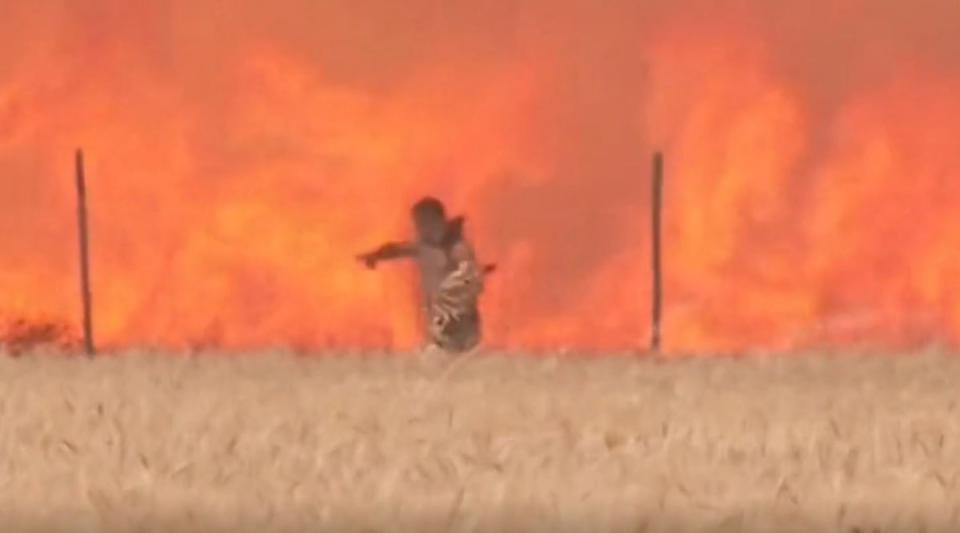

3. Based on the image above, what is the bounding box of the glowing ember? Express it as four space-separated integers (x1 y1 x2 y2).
0 1 957 352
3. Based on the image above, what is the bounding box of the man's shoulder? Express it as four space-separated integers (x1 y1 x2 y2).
416 238 473 256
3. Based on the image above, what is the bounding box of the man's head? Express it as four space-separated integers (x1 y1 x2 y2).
411 196 447 244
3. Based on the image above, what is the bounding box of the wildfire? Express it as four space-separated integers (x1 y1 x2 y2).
0 1 957 353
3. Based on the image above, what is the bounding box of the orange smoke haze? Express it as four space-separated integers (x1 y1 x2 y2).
1 1 958 352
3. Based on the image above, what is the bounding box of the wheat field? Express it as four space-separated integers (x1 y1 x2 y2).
0 348 958 533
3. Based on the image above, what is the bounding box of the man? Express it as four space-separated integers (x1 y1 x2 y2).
356 197 494 353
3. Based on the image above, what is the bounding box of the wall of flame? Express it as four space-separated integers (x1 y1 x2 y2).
1 1 958 352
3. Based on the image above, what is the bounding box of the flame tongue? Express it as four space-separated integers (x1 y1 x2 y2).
0 1 958 352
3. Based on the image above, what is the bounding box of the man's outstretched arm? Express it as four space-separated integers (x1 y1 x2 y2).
356 241 417 269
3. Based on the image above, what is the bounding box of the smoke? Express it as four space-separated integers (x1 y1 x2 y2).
1 0 958 351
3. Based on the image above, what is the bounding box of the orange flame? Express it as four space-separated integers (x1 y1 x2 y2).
1 1 958 352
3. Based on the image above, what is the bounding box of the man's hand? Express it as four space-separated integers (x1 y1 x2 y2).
355 241 416 270
356 252 378 269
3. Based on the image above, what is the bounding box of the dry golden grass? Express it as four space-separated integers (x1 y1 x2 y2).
0 348 958 532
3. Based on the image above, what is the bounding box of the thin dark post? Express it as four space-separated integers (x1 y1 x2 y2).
651 152 663 352
75 149 95 356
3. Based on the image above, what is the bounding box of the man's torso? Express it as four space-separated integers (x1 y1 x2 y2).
415 243 453 307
